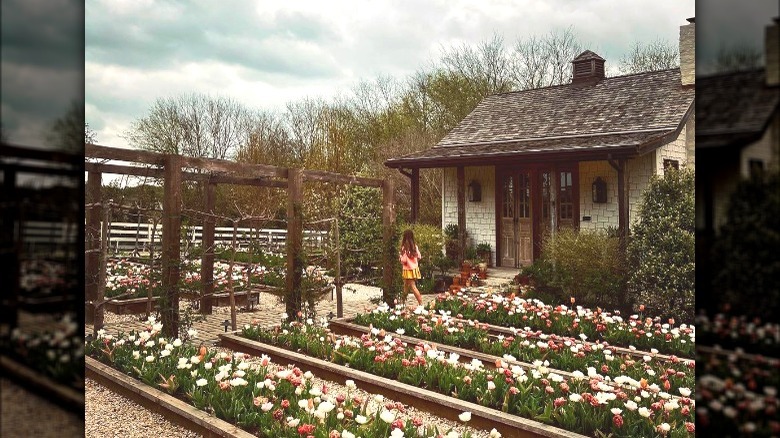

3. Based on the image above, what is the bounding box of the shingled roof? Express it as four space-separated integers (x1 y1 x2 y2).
697 68 780 149
386 68 694 168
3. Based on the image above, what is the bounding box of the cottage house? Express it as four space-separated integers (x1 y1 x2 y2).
696 17 780 238
385 19 696 268
695 17 779 301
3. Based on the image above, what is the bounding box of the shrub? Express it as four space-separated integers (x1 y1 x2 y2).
337 185 383 279
627 167 695 322
711 171 780 321
540 228 626 312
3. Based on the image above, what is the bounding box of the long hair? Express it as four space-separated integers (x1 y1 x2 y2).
400 229 416 256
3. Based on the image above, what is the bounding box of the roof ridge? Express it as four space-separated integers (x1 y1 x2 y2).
486 67 681 99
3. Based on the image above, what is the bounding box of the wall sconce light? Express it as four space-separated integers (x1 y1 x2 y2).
592 177 607 203
468 180 482 202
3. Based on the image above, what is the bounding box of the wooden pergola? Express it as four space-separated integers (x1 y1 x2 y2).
85 144 396 337
1 143 83 328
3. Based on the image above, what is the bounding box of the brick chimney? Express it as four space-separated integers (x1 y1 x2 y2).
679 17 695 86
571 50 605 84
766 17 779 87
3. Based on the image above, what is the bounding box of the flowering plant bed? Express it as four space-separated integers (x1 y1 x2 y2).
695 347 779 437
2 313 84 391
86 318 480 438
241 319 695 437
431 292 695 357
105 258 256 300
349 305 695 394
695 312 779 357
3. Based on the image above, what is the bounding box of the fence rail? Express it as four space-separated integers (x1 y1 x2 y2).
89 222 328 254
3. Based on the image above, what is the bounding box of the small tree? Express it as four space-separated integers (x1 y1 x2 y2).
627 167 695 322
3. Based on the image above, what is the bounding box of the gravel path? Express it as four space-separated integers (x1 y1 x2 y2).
1 378 84 438
85 378 199 438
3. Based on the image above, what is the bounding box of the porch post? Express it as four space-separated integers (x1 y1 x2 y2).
610 159 629 252
410 168 420 223
457 166 466 261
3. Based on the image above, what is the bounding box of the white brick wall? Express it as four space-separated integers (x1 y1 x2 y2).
578 160 619 231
740 124 776 178
442 166 497 262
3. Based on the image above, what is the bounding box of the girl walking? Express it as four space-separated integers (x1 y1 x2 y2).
399 229 423 306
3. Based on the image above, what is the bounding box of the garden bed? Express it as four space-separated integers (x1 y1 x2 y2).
219 333 585 438
86 356 255 437
328 318 691 398
87 319 497 438
239 320 695 437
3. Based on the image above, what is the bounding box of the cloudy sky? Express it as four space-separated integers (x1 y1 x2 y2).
1 0 83 149
2 1 777 151
84 0 697 151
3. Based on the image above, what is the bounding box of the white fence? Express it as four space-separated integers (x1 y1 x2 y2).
96 222 328 254
19 220 79 257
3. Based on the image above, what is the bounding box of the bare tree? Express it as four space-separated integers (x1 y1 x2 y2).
511 27 584 89
714 43 762 73
123 93 253 159
440 34 515 97
46 100 88 153
618 39 679 74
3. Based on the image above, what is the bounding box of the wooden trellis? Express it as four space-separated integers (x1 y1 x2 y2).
85 143 395 338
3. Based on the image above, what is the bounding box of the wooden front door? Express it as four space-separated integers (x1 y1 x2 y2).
498 165 579 267
499 170 532 268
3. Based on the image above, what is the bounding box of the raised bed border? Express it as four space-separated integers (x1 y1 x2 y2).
0 355 84 415
219 333 587 438
86 356 254 438
697 344 780 363
103 290 262 315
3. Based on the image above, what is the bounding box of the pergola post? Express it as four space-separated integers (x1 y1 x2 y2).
200 180 216 315
85 170 102 325
286 168 303 319
410 168 420 223
1 168 19 327
382 177 396 305
456 166 466 261
161 154 182 338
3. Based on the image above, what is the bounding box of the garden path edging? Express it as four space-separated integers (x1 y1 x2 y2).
0 355 84 415
219 333 588 438
85 356 255 438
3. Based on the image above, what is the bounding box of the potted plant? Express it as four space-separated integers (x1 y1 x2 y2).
475 242 492 267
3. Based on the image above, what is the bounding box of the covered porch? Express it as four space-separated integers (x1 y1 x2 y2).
390 148 637 267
